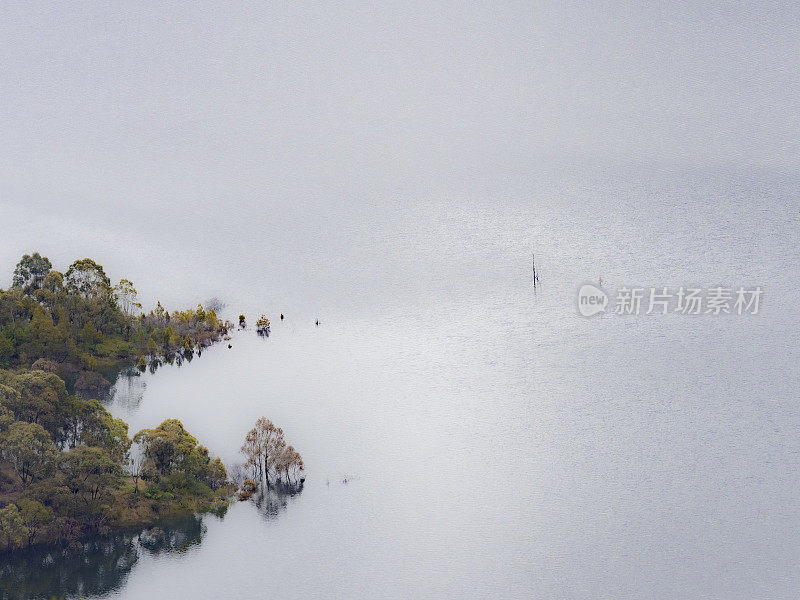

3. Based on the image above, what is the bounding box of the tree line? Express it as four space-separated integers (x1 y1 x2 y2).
0 368 228 550
0 253 232 551
0 252 230 373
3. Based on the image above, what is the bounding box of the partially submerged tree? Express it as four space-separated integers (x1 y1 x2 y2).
17 498 52 546
0 504 28 550
240 417 303 488
205 297 226 313
255 315 270 336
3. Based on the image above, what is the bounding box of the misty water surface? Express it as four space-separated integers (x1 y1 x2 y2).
2 168 799 599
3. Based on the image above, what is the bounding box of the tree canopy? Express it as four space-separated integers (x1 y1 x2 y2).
0 252 229 370
0 254 232 551
240 417 304 488
12 253 52 294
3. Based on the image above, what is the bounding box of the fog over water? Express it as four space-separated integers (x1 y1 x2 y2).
1 2 799 599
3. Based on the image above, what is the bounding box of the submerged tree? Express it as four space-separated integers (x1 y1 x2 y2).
255 315 270 336
240 417 303 488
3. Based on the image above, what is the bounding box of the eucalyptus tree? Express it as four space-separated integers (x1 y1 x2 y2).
65 258 112 300
60 445 122 503
12 252 52 294
113 278 142 316
1 421 58 485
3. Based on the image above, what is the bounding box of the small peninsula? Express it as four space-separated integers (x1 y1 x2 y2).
0 253 233 551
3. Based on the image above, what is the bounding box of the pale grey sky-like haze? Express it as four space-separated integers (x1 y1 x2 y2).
0 1 798 309
2 2 798 207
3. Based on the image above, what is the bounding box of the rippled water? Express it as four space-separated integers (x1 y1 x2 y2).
3 168 799 599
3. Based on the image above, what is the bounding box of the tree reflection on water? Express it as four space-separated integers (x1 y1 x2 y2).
252 481 304 521
0 512 212 600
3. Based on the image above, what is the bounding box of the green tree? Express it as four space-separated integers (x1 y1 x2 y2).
28 306 59 358
1 421 57 484
0 384 19 432
0 504 28 550
0 332 13 366
79 321 103 346
113 279 142 316
41 269 64 293
205 457 227 489
61 445 122 503
64 258 111 300
134 419 200 476
12 252 52 294
78 399 132 462
0 396 14 433
134 419 224 487
0 370 68 439
17 498 52 546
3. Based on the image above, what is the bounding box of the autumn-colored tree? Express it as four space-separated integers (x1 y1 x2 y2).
241 417 283 484
241 417 304 487
275 445 305 485
256 315 270 335
241 425 265 482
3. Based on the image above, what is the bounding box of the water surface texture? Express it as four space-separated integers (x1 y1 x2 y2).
3 169 798 599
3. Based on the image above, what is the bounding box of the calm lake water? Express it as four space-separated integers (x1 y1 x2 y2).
2 167 799 599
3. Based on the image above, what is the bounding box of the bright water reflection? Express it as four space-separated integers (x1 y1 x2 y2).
2 169 799 599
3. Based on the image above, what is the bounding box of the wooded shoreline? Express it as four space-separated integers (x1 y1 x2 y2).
0 253 234 551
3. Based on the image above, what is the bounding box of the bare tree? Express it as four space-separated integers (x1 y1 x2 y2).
129 453 145 493
205 297 226 313
240 417 303 488
241 426 265 482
